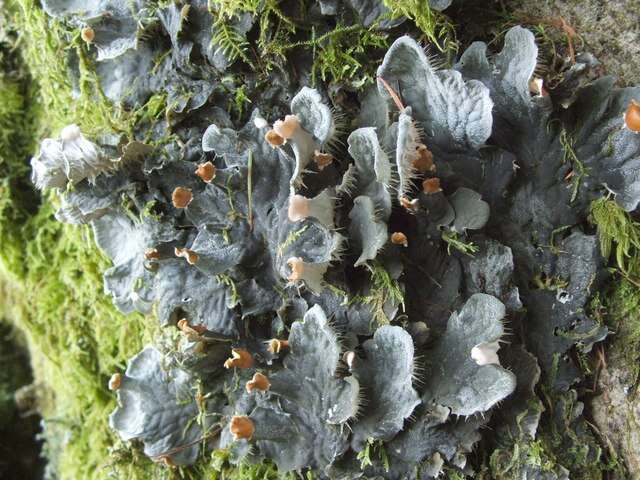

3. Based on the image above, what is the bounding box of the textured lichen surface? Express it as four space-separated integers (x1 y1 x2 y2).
1 0 640 479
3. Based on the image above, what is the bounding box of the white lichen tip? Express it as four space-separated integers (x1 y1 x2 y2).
400 196 420 212
253 115 268 129
342 351 356 370
470 341 501 366
31 125 109 190
60 124 82 142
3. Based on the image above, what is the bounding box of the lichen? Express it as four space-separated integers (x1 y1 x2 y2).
3 0 640 479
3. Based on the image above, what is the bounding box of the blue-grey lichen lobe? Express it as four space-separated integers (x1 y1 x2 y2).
29 0 640 477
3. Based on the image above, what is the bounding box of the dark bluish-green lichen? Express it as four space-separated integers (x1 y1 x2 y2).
26 0 640 478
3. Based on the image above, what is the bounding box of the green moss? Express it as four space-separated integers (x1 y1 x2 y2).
560 129 589 203
589 197 640 282
365 260 405 326
282 23 391 87
443 467 466 480
487 439 568 479
212 15 252 64
589 196 640 384
601 278 640 391
382 0 458 57
209 450 283 480
10 0 128 136
0 3 165 479
210 1 395 87
0 15 41 277
276 225 310 257
441 230 479 256
357 438 390 471
1 208 166 478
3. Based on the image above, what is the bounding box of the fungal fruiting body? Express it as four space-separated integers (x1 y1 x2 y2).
108 373 122 391
195 161 216 183
314 150 334 170
265 129 285 148
400 196 419 211
175 247 199 265
287 195 310 222
266 338 289 354
273 114 301 139
287 257 305 282
230 415 255 441
287 190 335 227
528 77 545 97
144 248 160 260
245 373 271 393
624 99 640 133
286 257 328 294
177 318 206 336
423 177 442 194
171 187 193 208
413 144 435 173
391 232 408 247
224 348 254 369
81 26 95 43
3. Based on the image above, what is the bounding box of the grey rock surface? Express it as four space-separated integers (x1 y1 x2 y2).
506 0 640 86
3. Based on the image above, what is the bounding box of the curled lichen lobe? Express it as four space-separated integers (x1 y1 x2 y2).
286 257 305 282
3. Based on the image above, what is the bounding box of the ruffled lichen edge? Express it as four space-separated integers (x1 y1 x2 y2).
1 1 639 480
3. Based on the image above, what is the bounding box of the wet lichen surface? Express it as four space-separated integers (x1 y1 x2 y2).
1 0 639 479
